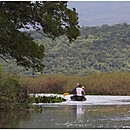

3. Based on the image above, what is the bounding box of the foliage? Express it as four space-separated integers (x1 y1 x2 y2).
43 23 130 74
0 1 80 73
33 23 130 75
2 23 130 75
0 71 28 111
28 95 66 104
0 70 67 111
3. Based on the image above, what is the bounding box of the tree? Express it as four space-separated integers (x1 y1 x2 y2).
0 1 80 73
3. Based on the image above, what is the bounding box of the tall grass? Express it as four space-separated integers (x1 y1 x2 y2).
21 75 68 93
21 72 130 96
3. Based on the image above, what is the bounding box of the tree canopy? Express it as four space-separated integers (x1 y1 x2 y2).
0 1 80 73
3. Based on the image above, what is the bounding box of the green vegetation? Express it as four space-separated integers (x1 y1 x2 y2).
21 73 130 96
1 69 130 112
32 23 130 75
0 1 80 73
28 95 66 104
0 70 66 111
1 23 130 76
2 2 130 113
0 70 28 111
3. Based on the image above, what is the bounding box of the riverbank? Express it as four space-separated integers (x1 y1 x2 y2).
21 72 130 96
0 94 66 112
1 71 130 111
0 71 66 112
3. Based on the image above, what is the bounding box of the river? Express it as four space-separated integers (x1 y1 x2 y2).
0 94 130 129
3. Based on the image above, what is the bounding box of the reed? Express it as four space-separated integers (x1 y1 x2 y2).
21 72 130 96
21 75 69 93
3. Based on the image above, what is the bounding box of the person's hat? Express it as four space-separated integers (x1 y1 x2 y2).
82 86 85 89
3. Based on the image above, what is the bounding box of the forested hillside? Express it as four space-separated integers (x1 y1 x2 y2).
1 23 130 76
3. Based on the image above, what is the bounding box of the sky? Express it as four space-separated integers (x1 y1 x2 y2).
20 1 130 31
67 1 130 27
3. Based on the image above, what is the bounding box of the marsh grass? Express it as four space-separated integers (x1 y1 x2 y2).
21 75 68 93
21 72 130 96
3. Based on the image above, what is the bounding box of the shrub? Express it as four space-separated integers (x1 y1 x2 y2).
0 71 28 111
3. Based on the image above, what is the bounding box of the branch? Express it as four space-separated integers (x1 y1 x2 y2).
0 55 9 63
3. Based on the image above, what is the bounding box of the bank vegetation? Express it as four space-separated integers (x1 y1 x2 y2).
1 70 130 111
21 72 130 96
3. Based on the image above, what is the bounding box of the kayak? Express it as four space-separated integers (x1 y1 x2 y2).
70 95 86 101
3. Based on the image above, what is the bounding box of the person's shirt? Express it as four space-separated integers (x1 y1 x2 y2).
76 87 84 96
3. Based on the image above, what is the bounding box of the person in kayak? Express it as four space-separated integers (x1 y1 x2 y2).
73 84 86 99
76 84 86 98
82 86 85 94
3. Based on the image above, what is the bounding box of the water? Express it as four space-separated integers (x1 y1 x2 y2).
0 94 130 129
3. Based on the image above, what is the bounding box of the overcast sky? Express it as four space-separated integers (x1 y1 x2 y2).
68 1 130 27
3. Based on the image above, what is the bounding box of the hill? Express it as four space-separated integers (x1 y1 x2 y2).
68 1 130 27
1 23 130 76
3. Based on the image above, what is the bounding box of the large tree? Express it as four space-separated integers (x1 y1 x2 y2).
0 1 80 73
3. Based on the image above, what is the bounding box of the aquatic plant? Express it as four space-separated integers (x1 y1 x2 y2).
27 95 66 104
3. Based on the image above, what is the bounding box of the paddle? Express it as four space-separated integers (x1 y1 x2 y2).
63 93 69 96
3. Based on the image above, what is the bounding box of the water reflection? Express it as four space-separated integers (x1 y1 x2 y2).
1 105 130 129
75 104 84 121
0 110 31 128
1 94 130 129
